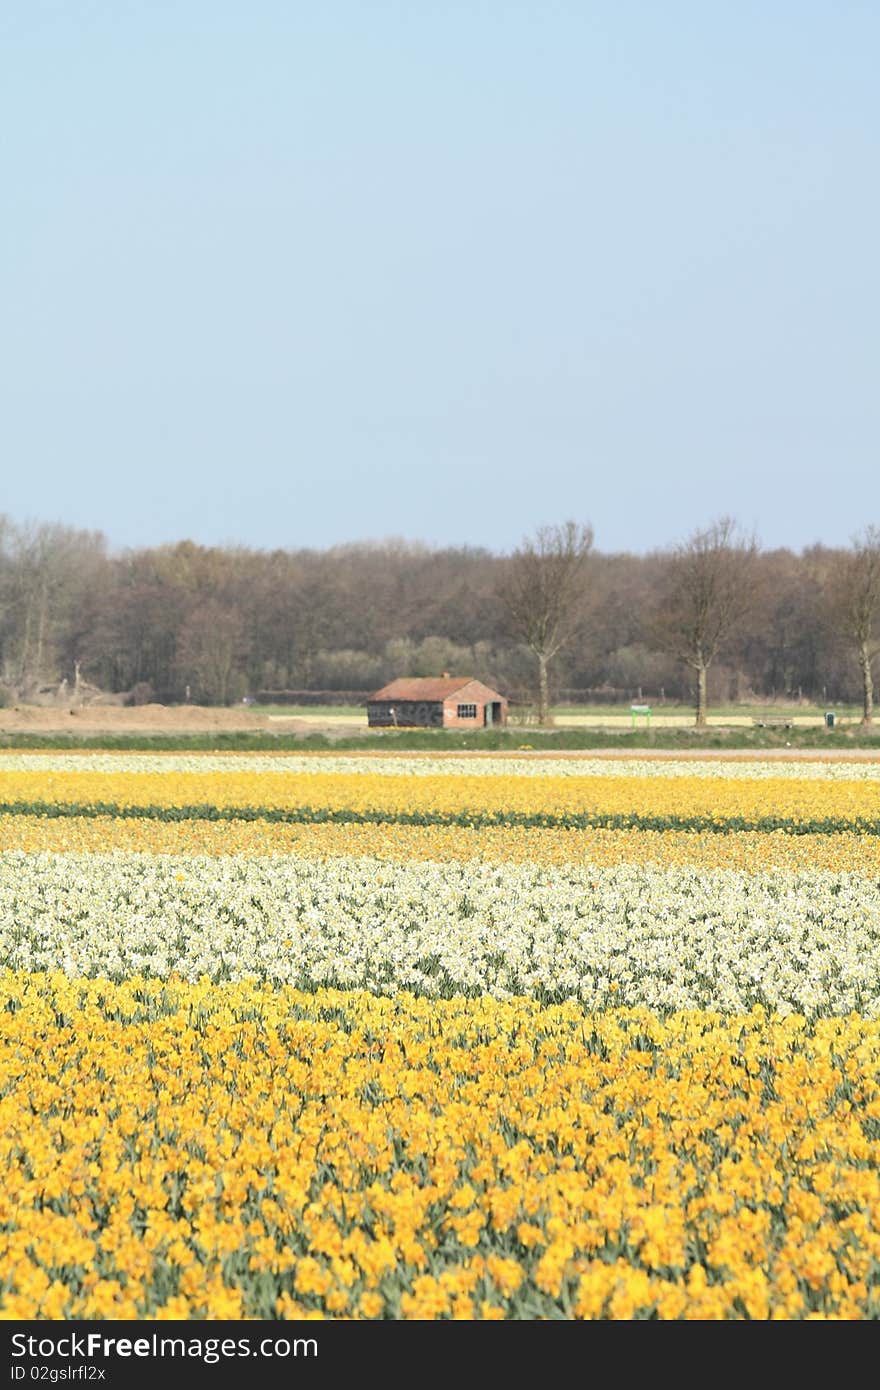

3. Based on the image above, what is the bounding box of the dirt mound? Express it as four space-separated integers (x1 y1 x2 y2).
0 702 274 734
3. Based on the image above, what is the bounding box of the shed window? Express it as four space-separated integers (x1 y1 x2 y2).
457 703 478 719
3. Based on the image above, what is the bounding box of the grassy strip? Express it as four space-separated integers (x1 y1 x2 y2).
3 798 879 835
1 726 879 752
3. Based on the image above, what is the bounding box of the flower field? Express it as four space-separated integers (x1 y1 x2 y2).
2 751 880 1319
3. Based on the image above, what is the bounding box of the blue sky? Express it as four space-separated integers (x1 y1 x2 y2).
2 1 877 555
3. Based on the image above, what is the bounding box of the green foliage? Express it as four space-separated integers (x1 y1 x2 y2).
0 724 878 752
1 798 877 837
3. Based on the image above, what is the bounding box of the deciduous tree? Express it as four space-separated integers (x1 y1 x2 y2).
655 517 758 727
176 600 247 706
499 521 594 725
829 525 880 726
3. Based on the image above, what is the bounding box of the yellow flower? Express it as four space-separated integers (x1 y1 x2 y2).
358 1292 385 1319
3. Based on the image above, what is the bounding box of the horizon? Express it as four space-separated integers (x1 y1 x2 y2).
0 508 868 561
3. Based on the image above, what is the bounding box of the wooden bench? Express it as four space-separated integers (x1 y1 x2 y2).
752 716 794 729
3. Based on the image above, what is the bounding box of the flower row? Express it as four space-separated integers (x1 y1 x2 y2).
3 752 878 781
3 850 880 1015
3 777 880 837
2 813 879 874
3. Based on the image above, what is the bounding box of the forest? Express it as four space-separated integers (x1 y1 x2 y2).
0 514 875 712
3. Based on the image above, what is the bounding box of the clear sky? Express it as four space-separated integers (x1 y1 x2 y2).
2 1 877 556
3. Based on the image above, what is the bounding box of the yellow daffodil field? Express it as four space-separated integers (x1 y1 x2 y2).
3 750 880 1320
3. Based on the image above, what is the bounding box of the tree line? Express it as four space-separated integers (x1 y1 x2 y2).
0 514 877 725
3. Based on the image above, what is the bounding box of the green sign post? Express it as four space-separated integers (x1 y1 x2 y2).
630 704 651 729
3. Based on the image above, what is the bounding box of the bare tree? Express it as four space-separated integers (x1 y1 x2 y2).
6 509 876 711
499 521 594 725
829 525 880 725
655 517 758 727
4 522 107 693
176 600 247 705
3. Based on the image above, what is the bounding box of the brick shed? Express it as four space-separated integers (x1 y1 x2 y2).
367 676 508 729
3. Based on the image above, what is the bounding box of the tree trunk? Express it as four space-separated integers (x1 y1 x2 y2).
34 580 48 682
695 663 708 727
537 653 550 726
860 641 874 726
17 607 31 686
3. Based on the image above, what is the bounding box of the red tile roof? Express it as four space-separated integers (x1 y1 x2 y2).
370 677 490 702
